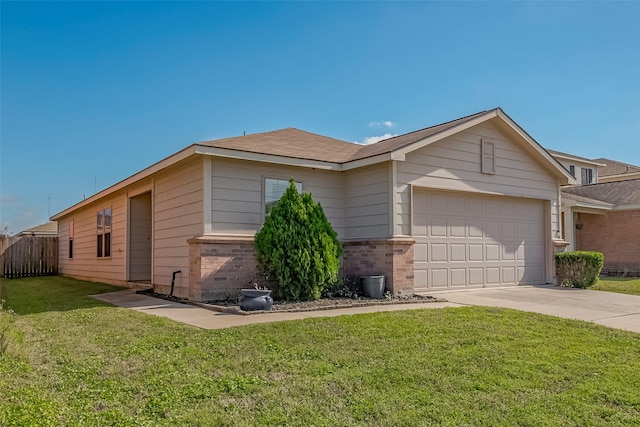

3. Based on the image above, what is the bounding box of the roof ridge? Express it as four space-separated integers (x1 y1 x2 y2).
367 108 492 145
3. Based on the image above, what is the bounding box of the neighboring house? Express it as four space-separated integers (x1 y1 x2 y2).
561 180 640 276
593 158 640 183
547 150 605 250
51 108 573 300
14 222 58 237
547 149 604 186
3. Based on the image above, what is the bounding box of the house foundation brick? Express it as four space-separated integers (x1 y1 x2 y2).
188 235 258 301
342 238 415 296
188 235 418 301
575 210 640 276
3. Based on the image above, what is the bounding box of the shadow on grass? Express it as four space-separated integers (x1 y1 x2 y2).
0 276 125 315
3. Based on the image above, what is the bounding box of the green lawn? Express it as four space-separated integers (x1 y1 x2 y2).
592 277 640 296
1 277 640 426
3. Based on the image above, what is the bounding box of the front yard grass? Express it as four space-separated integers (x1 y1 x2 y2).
1 276 640 426
592 277 640 296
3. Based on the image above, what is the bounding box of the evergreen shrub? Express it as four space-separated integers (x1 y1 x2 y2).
255 179 342 301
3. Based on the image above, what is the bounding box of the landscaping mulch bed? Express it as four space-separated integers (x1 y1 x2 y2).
136 288 446 316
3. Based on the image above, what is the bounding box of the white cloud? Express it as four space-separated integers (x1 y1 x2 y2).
359 133 398 145
368 120 396 128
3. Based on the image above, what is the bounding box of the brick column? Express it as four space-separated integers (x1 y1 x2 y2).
342 237 415 296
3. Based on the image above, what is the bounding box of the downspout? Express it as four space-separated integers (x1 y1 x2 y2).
170 270 182 297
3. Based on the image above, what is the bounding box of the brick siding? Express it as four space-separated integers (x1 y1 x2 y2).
342 238 415 295
575 210 640 276
188 236 258 301
188 236 418 301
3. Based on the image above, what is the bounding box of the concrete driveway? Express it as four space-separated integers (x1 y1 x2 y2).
426 285 640 333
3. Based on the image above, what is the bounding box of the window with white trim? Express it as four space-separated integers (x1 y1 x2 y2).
569 165 576 178
97 207 112 257
265 178 302 217
481 139 495 174
581 168 594 185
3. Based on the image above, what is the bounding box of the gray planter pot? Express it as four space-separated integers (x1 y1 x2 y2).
239 289 273 311
361 275 386 299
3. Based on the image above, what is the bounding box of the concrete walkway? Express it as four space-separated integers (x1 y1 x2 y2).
92 290 460 330
427 285 640 333
92 286 640 333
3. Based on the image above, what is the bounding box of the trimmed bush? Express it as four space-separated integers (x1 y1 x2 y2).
555 251 604 288
255 179 342 301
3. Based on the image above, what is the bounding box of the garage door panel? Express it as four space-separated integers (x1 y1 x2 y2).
413 190 545 289
450 219 466 237
469 268 484 285
430 243 447 262
469 220 483 237
486 244 500 261
450 244 466 261
451 269 466 286
468 244 483 261
486 267 501 284
430 218 447 236
502 267 516 283
431 269 448 287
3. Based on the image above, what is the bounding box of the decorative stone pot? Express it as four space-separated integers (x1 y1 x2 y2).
239 289 273 311
361 275 386 299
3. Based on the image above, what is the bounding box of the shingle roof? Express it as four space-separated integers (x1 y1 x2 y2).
196 110 492 164
561 179 640 206
197 128 362 164
592 158 640 177
17 221 58 236
349 110 490 161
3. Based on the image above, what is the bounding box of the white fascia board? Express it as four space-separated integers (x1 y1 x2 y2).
51 145 198 220
551 153 606 167
563 197 613 210
613 204 640 211
194 146 339 170
495 110 576 185
340 153 395 171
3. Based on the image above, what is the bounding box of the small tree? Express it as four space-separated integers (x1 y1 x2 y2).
255 179 342 301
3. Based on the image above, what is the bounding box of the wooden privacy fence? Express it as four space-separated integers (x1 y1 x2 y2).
0 236 58 278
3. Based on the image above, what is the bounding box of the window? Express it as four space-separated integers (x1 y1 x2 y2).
265 178 302 217
569 165 576 178
97 207 112 257
481 139 495 174
69 220 74 259
581 168 594 185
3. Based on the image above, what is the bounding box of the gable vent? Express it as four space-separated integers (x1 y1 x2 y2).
481 139 495 174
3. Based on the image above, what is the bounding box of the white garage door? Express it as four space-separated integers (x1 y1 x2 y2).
413 190 545 291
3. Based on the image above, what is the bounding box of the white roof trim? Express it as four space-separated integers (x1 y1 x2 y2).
51 145 198 220
613 204 640 211
563 197 613 211
550 153 606 167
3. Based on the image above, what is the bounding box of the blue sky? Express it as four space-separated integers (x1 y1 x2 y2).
1 1 639 234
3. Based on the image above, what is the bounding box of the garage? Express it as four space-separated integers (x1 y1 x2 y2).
413 190 546 291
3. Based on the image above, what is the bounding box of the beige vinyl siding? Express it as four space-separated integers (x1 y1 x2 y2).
153 157 204 296
396 122 559 237
344 163 390 239
209 157 345 238
58 193 126 283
